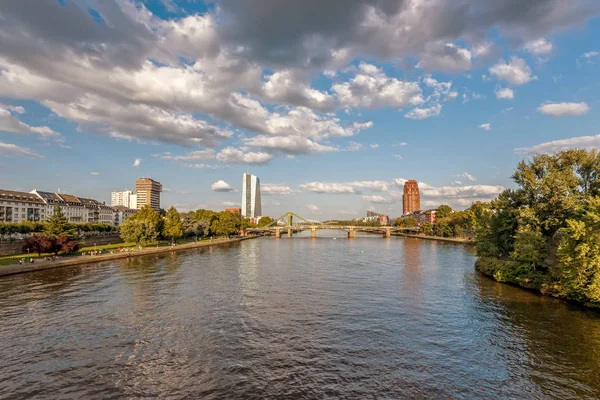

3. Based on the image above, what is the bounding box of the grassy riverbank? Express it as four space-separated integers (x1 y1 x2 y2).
392 232 474 244
0 236 252 277
475 257 600 309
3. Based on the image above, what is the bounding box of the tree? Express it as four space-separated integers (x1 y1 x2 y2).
119 219 158 245
420 221 433 235
22 235 53 256
555 197 600 303
182 213 204 238
395 217 418 227
44 204 74 238
257 216 275 228
212 211 241 238
163 206 183 243
437 204 453 219
435 220 453 237
55 236 80 255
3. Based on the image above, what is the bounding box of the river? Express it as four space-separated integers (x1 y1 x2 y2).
1 234 599 399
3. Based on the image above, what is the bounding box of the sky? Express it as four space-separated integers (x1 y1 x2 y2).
0 0 599 219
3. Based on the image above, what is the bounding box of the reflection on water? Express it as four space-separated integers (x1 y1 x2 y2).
0 237 599 399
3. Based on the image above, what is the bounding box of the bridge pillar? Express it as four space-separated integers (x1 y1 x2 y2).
348 228 355 239
311 228 317 238
383 227 391 238
287 228 293 237
275 228 281 239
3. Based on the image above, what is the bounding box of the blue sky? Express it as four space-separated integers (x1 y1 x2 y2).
0 0 599 218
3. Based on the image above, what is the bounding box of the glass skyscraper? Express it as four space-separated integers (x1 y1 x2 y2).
241 173 262 218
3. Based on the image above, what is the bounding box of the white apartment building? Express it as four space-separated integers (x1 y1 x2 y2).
111 205 138 226
111 190 137 209
0 190 46 223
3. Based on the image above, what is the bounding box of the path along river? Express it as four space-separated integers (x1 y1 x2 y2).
1 232 599 399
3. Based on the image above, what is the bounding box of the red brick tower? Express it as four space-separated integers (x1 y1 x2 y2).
402 180 420 215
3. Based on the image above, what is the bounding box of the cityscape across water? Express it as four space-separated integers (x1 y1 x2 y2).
1 236 599 399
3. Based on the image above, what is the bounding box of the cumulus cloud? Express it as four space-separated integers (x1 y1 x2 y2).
362 195 393 204
300 182 357 194
211 180 236 192
216 147 274 165
405 103 442 120
261 184 298 196
133 158 142 167
515 134 600 154
157 150 216 161
479 123 491 131
455 172 476 182
307 204 321 214
523 38 553 55
90 172 100 176
495 87 514 100
417 43 472 73
369 144 379 149
243 136 338 155
537 102 590 117
489 57 534 85
0 141 43 159
0 105 59 138
332 63 423 109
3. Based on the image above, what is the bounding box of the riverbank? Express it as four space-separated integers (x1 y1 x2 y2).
0 237 252 277
475 257 600 309
392 232 474 244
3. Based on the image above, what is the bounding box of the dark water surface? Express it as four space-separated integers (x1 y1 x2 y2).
1 235 600 399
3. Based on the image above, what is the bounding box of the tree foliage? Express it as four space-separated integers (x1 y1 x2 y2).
163 206 183 242
475 149 600 306
437 204 453 219
395 217 418 227
44 204 75 238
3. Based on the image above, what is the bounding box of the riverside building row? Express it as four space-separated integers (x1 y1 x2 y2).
0 189 137 226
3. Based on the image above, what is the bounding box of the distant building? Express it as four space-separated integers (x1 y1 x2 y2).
111 205 138 226
225 207 242 215
364 210 389 225
136 178 162 211
403 180 420 215
111 190 137 209
241 173 262 218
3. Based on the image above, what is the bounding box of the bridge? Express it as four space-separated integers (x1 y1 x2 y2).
247 212 419 238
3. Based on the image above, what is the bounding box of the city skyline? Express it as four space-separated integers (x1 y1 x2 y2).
0 1 599 218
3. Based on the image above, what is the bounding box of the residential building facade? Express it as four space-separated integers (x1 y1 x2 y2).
403 180 421 215
241 173 262 218
111 205 138 226
0 190 46 223
225 207 242 215
111 190 137 209
135 178 162 211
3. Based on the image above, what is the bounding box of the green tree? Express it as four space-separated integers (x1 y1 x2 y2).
437 204 453 219
435 220 453 237
212 211 241 238
555 197 600 303
182 213 204 239
44 204 74 238
119 219 158 245
163 206 183 243
395 217 418 227
420 221 433 235
257 216 275 228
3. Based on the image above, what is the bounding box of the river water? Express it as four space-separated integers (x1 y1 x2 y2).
1 234 599 399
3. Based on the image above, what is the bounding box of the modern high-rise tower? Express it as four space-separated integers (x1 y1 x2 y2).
241 173 262 218
403 180 420 215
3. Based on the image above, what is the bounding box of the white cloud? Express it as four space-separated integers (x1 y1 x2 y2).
455 172 476 182
216 147 274 165
0 105 59 138
495 87 514 100
417 43 472 73
261 184 298 195
300 182 357 194
515 134 600 155
346 141 362 152
489 57 534 85
0 141 44 159
523 38 553 55
211 180 236 192
479 123 491 131
349 181 390 192
394 155 404 160
261 69 336 112
362 195 393 204
369 144 379 149
90 172 100 176
404 103 442 120
243 135 338 155
133 158 142 167
537 102 590 117
223 201 239 207
158 150 216 161
332 63 423 109
307 204 321 214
